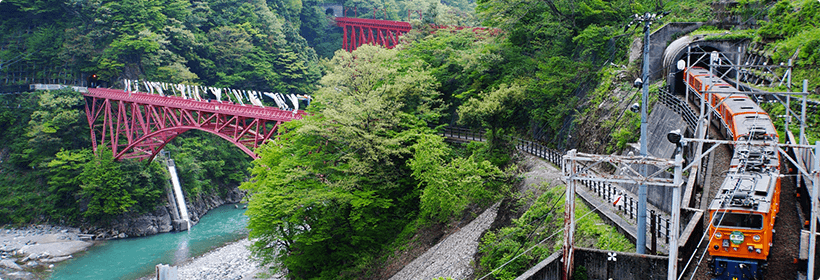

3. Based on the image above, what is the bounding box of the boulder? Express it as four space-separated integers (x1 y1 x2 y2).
42 255 72 263
0 259 22 270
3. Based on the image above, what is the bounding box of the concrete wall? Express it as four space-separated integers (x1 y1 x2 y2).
574 247 669 280
647 22 704 81
515 251 562 280
514 248 669 280
620 103 689 214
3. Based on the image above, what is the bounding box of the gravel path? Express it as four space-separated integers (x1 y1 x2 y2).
174 238 281 280
389 202 500 280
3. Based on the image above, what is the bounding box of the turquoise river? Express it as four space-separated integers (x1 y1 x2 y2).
48 204 248 279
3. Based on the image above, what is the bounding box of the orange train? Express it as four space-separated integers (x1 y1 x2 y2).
684 66 780 280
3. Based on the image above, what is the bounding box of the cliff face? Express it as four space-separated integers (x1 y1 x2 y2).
86 187 245 239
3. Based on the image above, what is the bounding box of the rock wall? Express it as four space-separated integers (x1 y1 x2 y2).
87 187 244 239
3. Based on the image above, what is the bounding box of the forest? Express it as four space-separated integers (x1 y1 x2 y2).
1 0 820 279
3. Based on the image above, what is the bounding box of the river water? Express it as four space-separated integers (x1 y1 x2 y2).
48 204 248 279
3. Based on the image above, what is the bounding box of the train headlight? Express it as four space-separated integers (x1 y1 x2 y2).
753 235 761 242
756 248 762 254
747 246 754 252
715 232 722 239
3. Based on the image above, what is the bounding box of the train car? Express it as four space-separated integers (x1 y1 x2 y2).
684 66 782 280
707 170 779 279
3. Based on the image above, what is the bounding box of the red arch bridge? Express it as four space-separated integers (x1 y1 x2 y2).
83 88 305 161
334 17 498 52
336 17 412 52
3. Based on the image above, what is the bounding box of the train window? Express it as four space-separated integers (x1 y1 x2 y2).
712 212 763 229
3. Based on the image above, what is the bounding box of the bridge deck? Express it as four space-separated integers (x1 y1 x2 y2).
85 88 305 121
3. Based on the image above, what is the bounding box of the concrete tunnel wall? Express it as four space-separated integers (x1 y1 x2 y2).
663 36 750 96
319 3 343 17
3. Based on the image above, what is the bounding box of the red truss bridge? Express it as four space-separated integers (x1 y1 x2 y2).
335 17 412 52
334 16 499 52
83 88 306 161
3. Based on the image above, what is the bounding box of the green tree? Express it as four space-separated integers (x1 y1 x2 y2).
79 149 137 221
409 134 508 223
243 45 443 278
458 83 525 153
21 89 87 168
45 149 93 223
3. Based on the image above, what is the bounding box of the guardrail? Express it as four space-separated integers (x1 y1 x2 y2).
441 126 673 247
659 87 697 130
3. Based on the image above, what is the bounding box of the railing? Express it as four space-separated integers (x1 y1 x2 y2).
442 127 562 165
441 126 672 246
442 126 485 143
659 87 697 130
577 179 672 246
516 139 563 165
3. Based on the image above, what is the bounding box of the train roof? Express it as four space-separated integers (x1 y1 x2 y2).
729 143 780 173
686 67 710 75
708 84 738 93
709 172 776 213
734 114 778 140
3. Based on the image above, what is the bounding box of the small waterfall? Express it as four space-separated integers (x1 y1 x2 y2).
166 158 191 231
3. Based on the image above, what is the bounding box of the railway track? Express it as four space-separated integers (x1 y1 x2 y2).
674 89 803 280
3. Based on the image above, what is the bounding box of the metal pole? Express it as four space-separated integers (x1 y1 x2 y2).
668 148 682 280
786 59 792 130
637 16 651 254
808 141 818 280
563 150 577 280
686 45 691 103
736 47 741 93
800 80 808 145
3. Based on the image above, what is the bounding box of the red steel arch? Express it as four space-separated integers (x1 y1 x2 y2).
336 17 412 52
83 88 305 161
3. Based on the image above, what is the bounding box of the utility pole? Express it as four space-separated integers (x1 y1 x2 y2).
627 11 668 254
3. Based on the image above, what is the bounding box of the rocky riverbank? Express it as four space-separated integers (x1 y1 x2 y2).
134 238 281 280
83 187 245 239
0 225 94 279
176 239 280 280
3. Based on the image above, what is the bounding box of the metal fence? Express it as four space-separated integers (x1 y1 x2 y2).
577 179 672 246
441 126 673 247
441 126 562 165
659 87 697 130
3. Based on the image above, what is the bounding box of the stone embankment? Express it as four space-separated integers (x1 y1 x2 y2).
86 187 245 239
0 225 93 279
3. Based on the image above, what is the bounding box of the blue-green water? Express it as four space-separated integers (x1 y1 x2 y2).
48 204 248 280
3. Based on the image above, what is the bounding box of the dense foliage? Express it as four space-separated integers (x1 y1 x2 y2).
477 186 634 280
0 0 322 93
0 89 251 225
0 89 165 224
242 45 513 278
1 0 819 278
